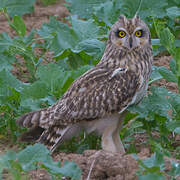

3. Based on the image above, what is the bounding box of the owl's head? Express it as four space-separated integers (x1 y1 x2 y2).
109 15 151 50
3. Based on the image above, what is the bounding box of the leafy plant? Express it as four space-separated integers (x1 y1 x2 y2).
0 143 81 180
0 0 36 17
134 152 180 180
40 0 59 6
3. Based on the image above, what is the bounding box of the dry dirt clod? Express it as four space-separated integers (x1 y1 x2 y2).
53 150 139 180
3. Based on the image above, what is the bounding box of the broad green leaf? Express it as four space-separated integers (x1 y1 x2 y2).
0 150 17 179
159 27 176 56
139 173 166 180
129 86 172 120
168 161 180 178
0 54 16 71
21 82 49 100
174 127 180 133
70 16 100 40
0 150 17 169
142 153 164 170
17 143 52 171
55 49 95 69
175 40 180 48
0 144 81 179
20 64 71 109
11 16 26 37
157 66 178 83
166 6 180 18
149 66 163 84
76 39 105 57
0 33 13 52
38 17 78 55
0 0 36 17
93 1 120 26
139 0 167 18
65 0 108 18
175 48 180 90
169 59 177 74
119 0 140 18
0 69 23 98
20 98 47 111
44 161 82 180
58 161 81 180
38 16 103 58
36 63 71 94
167 121 180 134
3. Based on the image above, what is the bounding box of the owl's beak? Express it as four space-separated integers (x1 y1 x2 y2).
129 37 133 49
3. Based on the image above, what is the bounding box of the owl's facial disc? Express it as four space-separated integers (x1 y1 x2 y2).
110 15 150 50
114 27 147 50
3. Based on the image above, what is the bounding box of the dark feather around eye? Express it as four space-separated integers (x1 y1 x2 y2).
115 30 120 37
115 30 126 37
136 30 144 37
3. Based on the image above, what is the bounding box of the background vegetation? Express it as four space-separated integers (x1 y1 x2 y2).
0 0 180 179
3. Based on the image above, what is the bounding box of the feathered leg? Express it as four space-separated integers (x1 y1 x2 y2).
101 112 126 153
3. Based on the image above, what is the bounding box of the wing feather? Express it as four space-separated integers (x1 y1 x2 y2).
39 65 140 128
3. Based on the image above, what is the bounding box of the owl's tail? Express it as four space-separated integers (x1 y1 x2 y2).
16 109 80 153
16 108 48 142
17 109 47 128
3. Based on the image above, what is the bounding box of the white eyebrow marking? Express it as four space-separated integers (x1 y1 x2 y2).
134 27 143 32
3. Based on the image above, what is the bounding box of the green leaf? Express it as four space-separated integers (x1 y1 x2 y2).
70 16 100 40
38 16 104 58
65 0 108 18
44 161 82 180
0 144 81 179
167 121 180 134
11 16 26 37
168 93 180 119
76 39 105 57
36 63 71 94
166 6 180 18
142 153 164 170
120 0 167 18
0 54 16 71
158 27 176 56
0 150 18 179
0 0 36 17
129 86 172 120
93 1 120 26
139 173 166 180
168 161 180 178
169 59 177 75
149 66 163 84
21 82 49 100
0 33 13 52
157 66 178 83
20 63 72 110
0 69 23 99
17 143 51 171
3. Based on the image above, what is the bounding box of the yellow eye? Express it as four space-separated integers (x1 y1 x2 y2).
135 30 143 37
118 30 126 38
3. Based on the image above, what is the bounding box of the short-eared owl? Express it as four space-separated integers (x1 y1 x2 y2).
17 15 153 153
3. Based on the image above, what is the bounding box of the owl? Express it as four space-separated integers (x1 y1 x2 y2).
17 15 153 154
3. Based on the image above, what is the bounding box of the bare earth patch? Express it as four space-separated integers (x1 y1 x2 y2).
29 149 180 180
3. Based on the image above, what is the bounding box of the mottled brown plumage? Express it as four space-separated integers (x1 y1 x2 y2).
17 15 153 153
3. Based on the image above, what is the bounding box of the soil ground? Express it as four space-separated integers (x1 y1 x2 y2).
0 1 179 180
